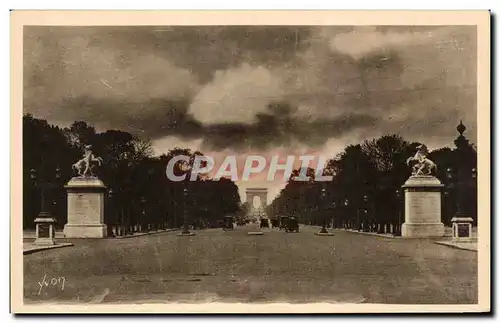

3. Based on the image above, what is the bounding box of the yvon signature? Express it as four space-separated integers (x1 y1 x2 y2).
37 274 66 295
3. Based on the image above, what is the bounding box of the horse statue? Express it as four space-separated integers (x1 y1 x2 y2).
406 144 437 176
72 145 103 177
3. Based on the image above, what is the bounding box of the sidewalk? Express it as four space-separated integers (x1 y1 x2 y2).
113 228 178 239
23 228 179 240
23 242 74 255
434 240 478 252
331 227 478 252
334 228 398 239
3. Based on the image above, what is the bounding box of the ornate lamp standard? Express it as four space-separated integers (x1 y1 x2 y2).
107 188 116 237
140 196 147 232
182 188 189 234
446 167 476 221
319 188 329 234
395 189 403 236
444 121 477 240
356 195 367 231
332 201 337 228
343 198 349 229
362 195 368 232
444 167 454 225
30 166 61 245
315 187 334 236
178 187 195 236
451 121 477 219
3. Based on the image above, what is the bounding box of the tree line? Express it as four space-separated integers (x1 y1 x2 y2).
23 114 478 234
266 134 478 233
23 114 241 233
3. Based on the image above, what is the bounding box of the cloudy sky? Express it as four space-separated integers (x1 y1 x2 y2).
23 25 477 202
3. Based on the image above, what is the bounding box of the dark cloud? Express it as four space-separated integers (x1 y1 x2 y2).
23 25 477 153
202 102 377 151
51 96 376 152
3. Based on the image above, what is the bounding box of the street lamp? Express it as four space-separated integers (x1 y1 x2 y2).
446 166 476 219
140 196 147 232
343 198 349 229
30 166 61 245
178 187 195 236
395 189 402 236
362 195 368 232
444 167 454 225
446 167 453 181
107 189 116 236
332 201 337 228
319 188 329 234
355 196 364 232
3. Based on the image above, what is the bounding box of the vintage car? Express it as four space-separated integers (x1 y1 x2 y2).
279 216 289 230
285 216 299 233
223 215 234 230
260 217 270 229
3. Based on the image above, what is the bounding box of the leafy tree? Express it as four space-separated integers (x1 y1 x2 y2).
65 121 97 150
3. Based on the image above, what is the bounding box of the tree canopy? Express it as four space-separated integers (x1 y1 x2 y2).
23 114 241 229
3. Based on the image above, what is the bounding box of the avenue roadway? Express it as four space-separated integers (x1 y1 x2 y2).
24 224 477 304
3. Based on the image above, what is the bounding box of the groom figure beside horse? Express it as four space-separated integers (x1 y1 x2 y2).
72 145 103 177
406 144 437 176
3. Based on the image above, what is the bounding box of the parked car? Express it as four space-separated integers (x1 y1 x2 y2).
223 215 234 230
285 217 299 233
260 218 270 229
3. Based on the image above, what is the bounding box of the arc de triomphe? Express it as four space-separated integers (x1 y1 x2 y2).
245 188 268 218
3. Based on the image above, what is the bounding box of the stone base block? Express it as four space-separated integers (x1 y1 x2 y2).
402 223 445 238
33 237 56 246
248 232 263 235
63 224 107 238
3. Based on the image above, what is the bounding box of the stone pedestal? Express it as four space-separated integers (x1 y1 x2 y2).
401 176 445 238
63 177 107 238
451 217 474 242
34 215 57 245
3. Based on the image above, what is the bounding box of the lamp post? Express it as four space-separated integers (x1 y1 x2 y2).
395 189 402 236
332 201 337 228
344 198 349 229
446 166 476 220
356 195 365 232
471 168 478 224
178 187 195 236
182 188 189 234
107 189 116 237
30 166 61 245
445 167 454 225
319 188 329 233
362 195 368 232
140 196 147 232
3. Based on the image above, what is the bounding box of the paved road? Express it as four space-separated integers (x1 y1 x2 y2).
24 224 477 304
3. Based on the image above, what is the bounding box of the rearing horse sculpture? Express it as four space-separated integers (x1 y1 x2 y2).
406 144 437 176
72 145 103 177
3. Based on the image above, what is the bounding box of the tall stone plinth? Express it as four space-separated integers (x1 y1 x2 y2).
64 177 107 238
401 176 445 238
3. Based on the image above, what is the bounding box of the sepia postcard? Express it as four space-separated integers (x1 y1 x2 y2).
10 10 491 314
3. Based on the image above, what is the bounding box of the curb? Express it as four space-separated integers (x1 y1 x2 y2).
434 241 478 252
23 243 74 255
334 229 398 239
113 229 179 239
